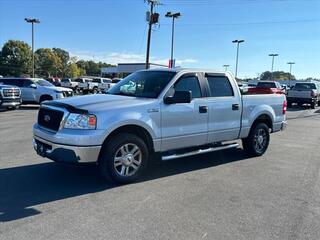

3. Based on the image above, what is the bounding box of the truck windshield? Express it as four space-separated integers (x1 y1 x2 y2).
293 83 316 90
108 71 176 98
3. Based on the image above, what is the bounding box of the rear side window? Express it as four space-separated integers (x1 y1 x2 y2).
257 82 277 88
207 76 234 97
174 75 202 99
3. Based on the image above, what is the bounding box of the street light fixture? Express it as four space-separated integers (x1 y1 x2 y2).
25 18 40 78
223 64 230 71
268 53 279 80
287 62 295 87
232 39 244 79
165 11 181 68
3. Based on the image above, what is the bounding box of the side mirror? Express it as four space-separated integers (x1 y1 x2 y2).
164 90 192 104
30 83 37 89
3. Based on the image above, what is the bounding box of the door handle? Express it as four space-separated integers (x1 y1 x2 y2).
232 104 239 111
199 105 208 113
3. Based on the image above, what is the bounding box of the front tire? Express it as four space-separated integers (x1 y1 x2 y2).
98 133 149 184
242 123 270 157
93 87 99 94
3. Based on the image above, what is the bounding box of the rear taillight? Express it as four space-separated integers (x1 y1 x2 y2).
283 100 287 115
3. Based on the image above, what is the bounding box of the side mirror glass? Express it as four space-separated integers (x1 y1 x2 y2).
164 90 192 104
30 83 37 89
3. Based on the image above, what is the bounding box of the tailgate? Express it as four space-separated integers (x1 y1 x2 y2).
288 90 311 99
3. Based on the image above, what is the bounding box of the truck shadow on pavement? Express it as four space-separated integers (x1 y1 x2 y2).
0 148 248 222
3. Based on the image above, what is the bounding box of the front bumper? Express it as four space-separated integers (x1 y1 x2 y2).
0 99 22 107
33 135 101 163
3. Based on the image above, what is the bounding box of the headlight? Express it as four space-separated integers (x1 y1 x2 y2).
54 90 62 93
64 113 97 130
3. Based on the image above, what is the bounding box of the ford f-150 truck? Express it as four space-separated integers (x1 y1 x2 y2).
33 69 287 183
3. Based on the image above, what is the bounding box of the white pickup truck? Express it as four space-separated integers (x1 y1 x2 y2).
60 78 79 92
33 69 287 184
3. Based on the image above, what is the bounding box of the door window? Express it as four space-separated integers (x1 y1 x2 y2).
207 76 234 97
174 76 202 99
22 79 34 88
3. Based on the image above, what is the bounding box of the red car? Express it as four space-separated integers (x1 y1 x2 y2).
248 81 285 95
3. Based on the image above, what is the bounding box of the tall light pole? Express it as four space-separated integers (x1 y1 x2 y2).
223 64 230 71
145 0 160 69
287 62 295 87
165 11 181 68
25 18 40 78
268 53 279 80
232 39 244 80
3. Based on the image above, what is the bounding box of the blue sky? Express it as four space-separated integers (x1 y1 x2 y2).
0 0 319 79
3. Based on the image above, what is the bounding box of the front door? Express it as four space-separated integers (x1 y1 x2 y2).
161 74 209 151
21 79 37 102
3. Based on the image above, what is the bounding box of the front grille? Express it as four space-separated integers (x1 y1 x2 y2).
3 88 20 98
38 108 64 131
62 91 73 97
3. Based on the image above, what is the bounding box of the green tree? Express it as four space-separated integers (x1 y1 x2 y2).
0 40 32 76
53 48 69 77
260 71 295 80
66 63 81 78
35 48 61 77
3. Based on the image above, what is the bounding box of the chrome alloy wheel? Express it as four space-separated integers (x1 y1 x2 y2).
253 128 267 154
113 143 142 177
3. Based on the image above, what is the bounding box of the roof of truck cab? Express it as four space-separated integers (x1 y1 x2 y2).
141 68 228 74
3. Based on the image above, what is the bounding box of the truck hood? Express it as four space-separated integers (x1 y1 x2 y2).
50 94 157 112
44 86 73 92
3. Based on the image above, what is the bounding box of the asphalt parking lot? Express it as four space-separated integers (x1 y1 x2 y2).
1 105 320 240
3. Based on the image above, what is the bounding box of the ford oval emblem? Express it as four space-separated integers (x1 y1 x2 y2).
44 115 51 122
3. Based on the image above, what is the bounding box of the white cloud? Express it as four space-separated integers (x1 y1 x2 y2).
69 50 198 67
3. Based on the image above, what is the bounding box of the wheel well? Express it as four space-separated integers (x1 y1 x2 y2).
39 94 53 102
103 125 154 153
251 114 273 131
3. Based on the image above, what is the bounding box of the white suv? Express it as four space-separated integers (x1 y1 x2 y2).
0 78 74 104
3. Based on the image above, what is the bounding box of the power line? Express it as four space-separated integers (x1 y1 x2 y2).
161 19 320 27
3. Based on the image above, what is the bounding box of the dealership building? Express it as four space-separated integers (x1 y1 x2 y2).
101 63 168 78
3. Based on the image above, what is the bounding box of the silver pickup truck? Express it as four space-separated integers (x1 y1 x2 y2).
33 69 287 183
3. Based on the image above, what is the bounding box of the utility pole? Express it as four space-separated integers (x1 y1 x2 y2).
145 0 160 69
223 64 230 71
269 53 279 80
287 62 295 87
25 18 40 78
165 11 181 68
232 39 244 80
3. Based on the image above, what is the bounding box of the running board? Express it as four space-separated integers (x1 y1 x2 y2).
161 143 239 161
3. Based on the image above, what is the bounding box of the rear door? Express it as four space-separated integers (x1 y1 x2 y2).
161 73 209 151
205 74 242 143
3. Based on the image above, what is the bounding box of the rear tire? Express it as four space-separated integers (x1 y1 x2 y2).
242 123 270 157
98 133 149 184
287 101 292 108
